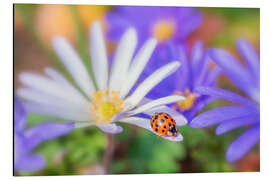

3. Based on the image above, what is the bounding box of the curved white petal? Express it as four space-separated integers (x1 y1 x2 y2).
19 73 88 107
120 117 183 141
111 111 130 123
17 88 91 121
143 104 188 126
124 61 180 109
90 21 109 90
109 28 137 92
96 124 123 134
44 67 89 105
129 95 185 115
17 87 87 112
120 38 157 98
24 102 91 122
52 36 95 98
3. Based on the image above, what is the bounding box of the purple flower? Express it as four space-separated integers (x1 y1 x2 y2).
14 97 74 172
190 39 260 162
106 6 202 62
141 41 221 121
107 6 202 43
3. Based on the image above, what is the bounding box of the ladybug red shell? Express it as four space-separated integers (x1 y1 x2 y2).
150 112 178 137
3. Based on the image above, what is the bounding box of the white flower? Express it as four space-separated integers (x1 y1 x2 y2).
17 21 188 141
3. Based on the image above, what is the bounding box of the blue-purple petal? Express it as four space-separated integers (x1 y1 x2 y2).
190 106 257 128
178 10 202 40
186 95 217 120
14 97 26 133
236 38 260 79
203 66 222 86
194 86 258 108
15 154 45 172
226 124 260 162
175 43 191 91
208 48 254 97
193 55 211 88
190 41 204 74
24 122 74 149
216 114 259 135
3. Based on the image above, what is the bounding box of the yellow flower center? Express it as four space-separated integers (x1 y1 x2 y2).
98 102 117 120
152 20 176 43
175 90 199 112
89 90 123 124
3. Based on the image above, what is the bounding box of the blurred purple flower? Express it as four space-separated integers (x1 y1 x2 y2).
107 6 202 42
141 41 221 121
106 6 202 61
190 39 260 162
14 97 74 172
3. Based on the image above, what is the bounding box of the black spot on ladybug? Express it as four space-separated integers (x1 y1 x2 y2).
171 119 174 122
162 130 165 133
152 119 154 123
154 115 158 119
163 125 166 128
155 128 158 132
160 119 165 123
169 123 171 127
155 123 159 127
164 115 168 119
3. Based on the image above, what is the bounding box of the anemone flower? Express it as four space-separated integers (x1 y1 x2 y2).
14 97 73 172
140 41 221 121
190 39 260 162
106 6 202 44
106 6 202 62
17 22 187 141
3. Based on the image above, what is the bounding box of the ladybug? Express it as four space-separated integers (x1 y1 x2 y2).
150 112 178 137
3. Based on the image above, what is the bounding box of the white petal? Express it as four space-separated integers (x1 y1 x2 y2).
44 67 89 105
111 111 130 123
143 105 188 126
24 102 91 122
17 88 67 108
163 133 183 141
75 122 94 128
120 117 183 141
119 38 157 98
17 88 91 121
52 36 95 98
19 73 88 107
124 61 180 109
129 95 185 115
17 87 87 113
90 21 109 90
96 124 123 134
109 28 137 92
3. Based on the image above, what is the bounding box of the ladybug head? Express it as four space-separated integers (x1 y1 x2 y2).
167 124 178 137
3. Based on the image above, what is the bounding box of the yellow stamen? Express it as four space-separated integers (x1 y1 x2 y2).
152 20 176 43
175 90 199 112
89 90 123 124
98 102 117 121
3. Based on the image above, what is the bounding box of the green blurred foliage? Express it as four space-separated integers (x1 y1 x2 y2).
203 8 260 47
179 125 238 172
125 129 186 173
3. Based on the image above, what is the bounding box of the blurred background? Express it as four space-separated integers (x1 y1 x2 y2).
14 4 260 175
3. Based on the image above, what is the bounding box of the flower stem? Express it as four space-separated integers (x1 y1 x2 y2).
103 134 114 174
